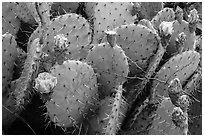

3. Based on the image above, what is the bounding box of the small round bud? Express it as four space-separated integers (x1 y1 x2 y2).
35 72 57 94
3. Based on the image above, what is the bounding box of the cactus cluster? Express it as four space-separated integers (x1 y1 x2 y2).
2 2 202 135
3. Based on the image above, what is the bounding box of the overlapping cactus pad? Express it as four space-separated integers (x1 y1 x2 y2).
2 2 202 135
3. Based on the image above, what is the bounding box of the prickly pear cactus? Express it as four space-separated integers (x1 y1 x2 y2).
151 7 175 30
175 6 184 23
2 38 42 131
2 2 21 36
15 2 36 25
187 88 202 135
184 68 201 95
138 19 157 34
92 2 136 44
188 9 199 33
36 2 52 26
27 25 44 50
183 69 202 135
149 98 188 135
2 2 202 135
165 20 196 59
133 2 163 20
87 85 127 135
115 24 159 76
13 48 27 80
105 85 127 135
150 50 200 104
51 2 79 17
2 33 18 94
84 2 98 18
87 96 113 134
121 41 165 131
87 30 129 97
121 97 187 135
35 60 99 129
24 2 50 26
42 13 92 61
13 38 43 108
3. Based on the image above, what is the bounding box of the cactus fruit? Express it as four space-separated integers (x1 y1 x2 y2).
164 9 199 60
133 2 163 20
175 32 187 53
151 8 175 31
167 78 183 107
165 20 196 60
87 30 129 97
40 34 69 71
36 60 99 128
2 33 18 94
2 2 21 36
116 24 159 76
171 107 188 135
54 34 69 50
35 72 57 94
168 78 190 112
159 21 174 37
42 13 92 61
92 2 136 44
177 95 190 112
51 2 79 17
150 50 200 104
188 9 199 24
188 9 199 33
